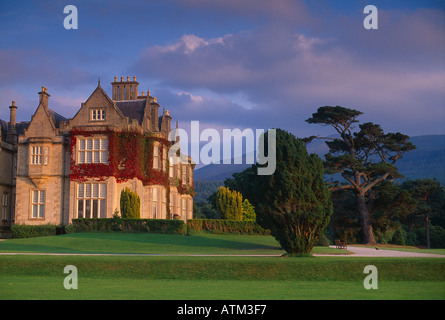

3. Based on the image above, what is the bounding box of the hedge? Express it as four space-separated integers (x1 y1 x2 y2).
187 219 270 235
11 224 59 238
71 218 186 234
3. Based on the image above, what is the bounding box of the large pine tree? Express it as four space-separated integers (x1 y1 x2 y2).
306 106 416 244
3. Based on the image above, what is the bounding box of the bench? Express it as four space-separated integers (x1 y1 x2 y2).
335 240 348 250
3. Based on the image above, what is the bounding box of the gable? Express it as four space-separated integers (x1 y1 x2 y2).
68 85 126 128
24 104 58 139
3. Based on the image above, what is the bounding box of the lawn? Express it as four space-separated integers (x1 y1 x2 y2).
0 233 444 301
0 232 349 255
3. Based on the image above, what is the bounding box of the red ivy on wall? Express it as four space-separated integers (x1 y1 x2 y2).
69 128 171 187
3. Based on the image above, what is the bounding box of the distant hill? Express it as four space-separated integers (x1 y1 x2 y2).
193 135 445 185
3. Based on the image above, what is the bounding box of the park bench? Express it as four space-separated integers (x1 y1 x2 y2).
335 240 348 250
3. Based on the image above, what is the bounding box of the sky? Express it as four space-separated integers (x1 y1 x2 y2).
1 0 444 153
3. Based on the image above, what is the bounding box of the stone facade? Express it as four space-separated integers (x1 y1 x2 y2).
0 77 194 232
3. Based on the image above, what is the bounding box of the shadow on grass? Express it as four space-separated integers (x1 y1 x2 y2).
0 232 282 254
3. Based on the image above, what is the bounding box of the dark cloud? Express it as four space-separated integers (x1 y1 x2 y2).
130 6 445 137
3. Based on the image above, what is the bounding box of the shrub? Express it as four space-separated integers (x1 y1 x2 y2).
316 233 330 247
216 187 243 220
187 219 270 235
120 188 141 219
11 224 58 238
71 218 185 234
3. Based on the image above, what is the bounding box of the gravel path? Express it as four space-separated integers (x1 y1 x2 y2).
313 246 445 258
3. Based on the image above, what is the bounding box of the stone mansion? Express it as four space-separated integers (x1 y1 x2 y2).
0 76 194 234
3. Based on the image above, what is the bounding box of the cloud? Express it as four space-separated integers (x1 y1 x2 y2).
131 6 445 136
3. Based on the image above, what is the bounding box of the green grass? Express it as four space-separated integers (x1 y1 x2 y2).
0 233 444 300
2 277 444 300
0 232 348 255
1 255 444 299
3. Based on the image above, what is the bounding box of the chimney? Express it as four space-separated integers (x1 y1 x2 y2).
9 101 17 129
111 76 139 100
6 101 18 144
38 86 50 109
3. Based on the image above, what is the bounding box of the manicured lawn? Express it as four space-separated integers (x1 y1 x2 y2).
0 232 348 255
2 277 443 300
0 233 444 300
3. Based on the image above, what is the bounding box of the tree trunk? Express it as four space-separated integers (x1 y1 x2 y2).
425 213 431 249
356 193 376 245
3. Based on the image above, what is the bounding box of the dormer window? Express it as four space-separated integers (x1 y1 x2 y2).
91 108 105 121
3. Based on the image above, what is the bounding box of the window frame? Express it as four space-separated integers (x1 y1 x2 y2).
77 137 108 165
30 145 49 165
76 182 107 219
2 192 8 221
30 190 45 220
90 108 106 121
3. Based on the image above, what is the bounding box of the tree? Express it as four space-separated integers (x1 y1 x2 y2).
401 179 444 248
120 188 141 219
226 129 332 256
306 106 416 244
242 199 256 222
216 186 243 220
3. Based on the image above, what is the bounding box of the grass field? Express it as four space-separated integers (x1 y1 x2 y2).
0 233 444 300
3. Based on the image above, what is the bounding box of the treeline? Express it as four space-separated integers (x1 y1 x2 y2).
328 178 445 248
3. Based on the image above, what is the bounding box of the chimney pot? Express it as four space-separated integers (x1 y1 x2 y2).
127 76 130 82
114 76 117 82
133 76 136 82
121 76 123 82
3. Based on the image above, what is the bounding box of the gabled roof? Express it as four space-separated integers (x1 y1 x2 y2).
47 108 67 128
115 99 146 125
0 119 30 142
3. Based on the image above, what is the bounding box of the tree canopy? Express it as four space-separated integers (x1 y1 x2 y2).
225 129 332 255
306 106 416 244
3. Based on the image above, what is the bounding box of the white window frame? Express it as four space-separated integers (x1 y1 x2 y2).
182 165 187 185
182 198 187 217
31 190 45 219
91 108 106 121
76 183 107 218
153 187 159 219
31 146 42 165
77 137 108 164
153 145 160 170
169 157 174 178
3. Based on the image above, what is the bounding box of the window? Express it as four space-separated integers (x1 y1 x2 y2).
182 198 187 217
31 146 49 165
31 190 45 219
2 193 8 221
182 165 187 185
31 146 42 165
153 145 159 169
153 187 159 218
169 193 175 217
77 183 106 218
162 148 167 171
91 108 106 121
78 137 108 164
169 158 174 178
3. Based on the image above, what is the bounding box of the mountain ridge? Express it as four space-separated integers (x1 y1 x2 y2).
193 134 445 185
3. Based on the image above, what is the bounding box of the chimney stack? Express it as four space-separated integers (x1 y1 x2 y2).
6 100 18 143
111 76 139 100
38 86 50 109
